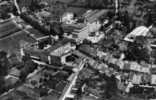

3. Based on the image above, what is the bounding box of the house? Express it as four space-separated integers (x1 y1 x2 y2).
84 10 108 23
129 62 141 72
124 26 152 42
67 10 108 42
78 44 97 58
151 75 156 85
50 42 76 57
61 12 75 24
0 19 21 38
86 31 105 43
24 38 76 65
131 74 142 84
4 68 21 86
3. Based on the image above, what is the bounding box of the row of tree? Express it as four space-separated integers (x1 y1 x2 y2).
0 51 9 94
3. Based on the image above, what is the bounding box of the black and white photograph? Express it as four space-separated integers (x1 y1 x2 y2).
0 0 156 100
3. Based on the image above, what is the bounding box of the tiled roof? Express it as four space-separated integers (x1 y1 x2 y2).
0 20 21 38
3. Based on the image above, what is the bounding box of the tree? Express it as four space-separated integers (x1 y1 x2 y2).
126 36 151 63
0 51 9 94
0 51 9 76
50 22 64 38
